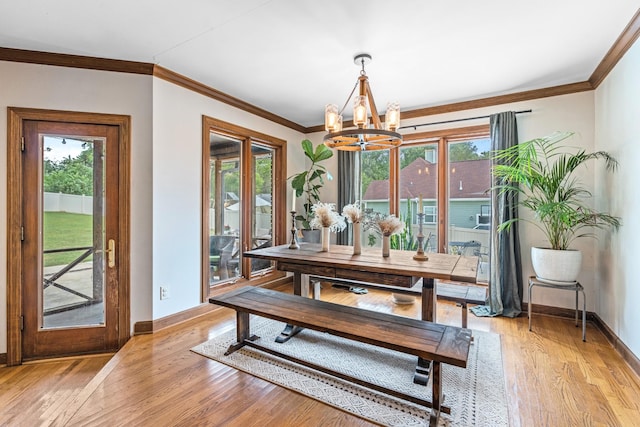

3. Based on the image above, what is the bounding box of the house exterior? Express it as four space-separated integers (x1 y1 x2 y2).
363 157 491 229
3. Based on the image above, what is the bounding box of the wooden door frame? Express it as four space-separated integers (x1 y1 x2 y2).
201 116 287 301
6 107 131 366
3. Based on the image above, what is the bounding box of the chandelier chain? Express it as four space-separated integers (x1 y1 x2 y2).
339 78 360 116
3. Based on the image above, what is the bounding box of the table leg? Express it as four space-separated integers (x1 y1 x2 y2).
421 277 436 322
415 278 437 384
276 272 307 343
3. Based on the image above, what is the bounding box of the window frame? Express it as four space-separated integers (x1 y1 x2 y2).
388 124 490 253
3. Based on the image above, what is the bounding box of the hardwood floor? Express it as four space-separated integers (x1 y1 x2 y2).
1 281 639 426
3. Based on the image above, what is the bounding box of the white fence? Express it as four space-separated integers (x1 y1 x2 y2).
44 192 93 215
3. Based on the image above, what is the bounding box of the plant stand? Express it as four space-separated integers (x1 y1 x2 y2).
528 276 586 342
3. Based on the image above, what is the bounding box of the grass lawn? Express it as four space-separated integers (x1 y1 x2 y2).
43 212 94 267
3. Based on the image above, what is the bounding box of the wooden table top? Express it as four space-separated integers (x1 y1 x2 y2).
244 243 478 284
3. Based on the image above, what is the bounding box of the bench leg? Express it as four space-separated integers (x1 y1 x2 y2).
429 361 442 427
225 311 259 355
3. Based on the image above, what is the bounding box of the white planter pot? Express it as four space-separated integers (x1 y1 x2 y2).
531 247 582 284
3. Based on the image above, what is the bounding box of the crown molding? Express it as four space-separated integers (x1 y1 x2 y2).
0 47 154 74
152 65 306 133
590 8 640 88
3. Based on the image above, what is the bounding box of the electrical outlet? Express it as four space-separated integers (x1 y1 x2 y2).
160 286 169 300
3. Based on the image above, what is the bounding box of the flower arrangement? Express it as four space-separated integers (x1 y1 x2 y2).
375 214 404 236
342 201 364 224
309 202 346 232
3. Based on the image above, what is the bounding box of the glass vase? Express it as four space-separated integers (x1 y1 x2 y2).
382 234 390 257
321 227 330 252
352 222 361 255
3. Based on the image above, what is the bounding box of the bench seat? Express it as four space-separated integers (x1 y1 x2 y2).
210 286 472 426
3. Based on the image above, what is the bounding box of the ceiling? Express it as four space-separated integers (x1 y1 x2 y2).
1 1 638 128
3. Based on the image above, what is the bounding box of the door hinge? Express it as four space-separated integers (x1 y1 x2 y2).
21 137 25 152
19 315 24 331
20 226 24 241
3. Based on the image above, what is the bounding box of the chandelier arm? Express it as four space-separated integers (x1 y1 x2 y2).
364 80 382 129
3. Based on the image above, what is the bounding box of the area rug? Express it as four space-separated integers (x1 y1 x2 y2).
192 317 508 426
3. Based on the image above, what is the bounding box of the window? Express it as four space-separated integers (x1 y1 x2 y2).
423 206 437 224
358 125 491 281
202 117 286 299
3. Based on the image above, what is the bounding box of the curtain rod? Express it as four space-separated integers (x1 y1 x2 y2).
399 109 532 131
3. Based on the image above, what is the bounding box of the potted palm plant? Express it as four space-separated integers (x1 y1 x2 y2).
493 131 621 283
289 139 333 241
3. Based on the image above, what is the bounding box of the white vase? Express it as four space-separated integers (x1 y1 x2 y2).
382 234 390 257
531 247 582 284
352 222 361 255
321 227 330 252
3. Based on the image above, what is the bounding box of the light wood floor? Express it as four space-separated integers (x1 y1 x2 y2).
1 282 639 426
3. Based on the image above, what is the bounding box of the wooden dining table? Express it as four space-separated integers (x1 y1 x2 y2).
244 242 479 385
244 242 478 322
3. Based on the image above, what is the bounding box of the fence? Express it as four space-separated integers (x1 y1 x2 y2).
44 192 93 215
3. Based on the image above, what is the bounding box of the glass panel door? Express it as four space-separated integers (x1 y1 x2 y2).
398 143 439 253
209 134 241 284
42 136 106 328
447 137 491 282
250 142 274 275
360 150 390 249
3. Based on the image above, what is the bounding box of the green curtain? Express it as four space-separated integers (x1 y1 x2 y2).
471 111 523 317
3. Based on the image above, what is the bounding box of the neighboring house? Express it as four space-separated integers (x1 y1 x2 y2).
363 157 491 229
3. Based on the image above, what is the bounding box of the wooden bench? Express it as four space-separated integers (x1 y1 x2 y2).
210 286 472 427
310 277 488 328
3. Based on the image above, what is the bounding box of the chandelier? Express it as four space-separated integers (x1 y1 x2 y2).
323 53 402 151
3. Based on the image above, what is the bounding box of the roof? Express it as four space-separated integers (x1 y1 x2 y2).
363 157 491 200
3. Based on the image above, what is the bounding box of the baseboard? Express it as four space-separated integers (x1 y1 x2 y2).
527 302 597 321
527 302 640 378
133 276 293 334
591 313 640 377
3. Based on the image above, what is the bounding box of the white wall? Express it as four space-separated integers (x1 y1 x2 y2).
311 91 600 312
594 38 640 358
151 78 304 319
0 61 154 353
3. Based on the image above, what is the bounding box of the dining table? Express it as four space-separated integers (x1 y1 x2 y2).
244 242 478 324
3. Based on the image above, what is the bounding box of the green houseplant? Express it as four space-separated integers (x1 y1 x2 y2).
493 131 621 283
290 139 333 230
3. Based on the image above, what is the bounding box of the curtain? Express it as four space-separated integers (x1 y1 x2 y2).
472 111 523 317
336 150 360 245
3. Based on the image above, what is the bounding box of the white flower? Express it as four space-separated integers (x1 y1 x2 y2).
310 202 346 232
375 215 404 236
342 201 364 224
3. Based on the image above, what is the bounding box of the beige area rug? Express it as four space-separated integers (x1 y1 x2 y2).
192 317 508 426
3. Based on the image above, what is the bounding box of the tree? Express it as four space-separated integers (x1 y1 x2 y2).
44 147 94 195
360 150 389 196
449 141 481 161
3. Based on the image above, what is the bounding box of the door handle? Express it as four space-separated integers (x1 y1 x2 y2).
107 239 116 268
